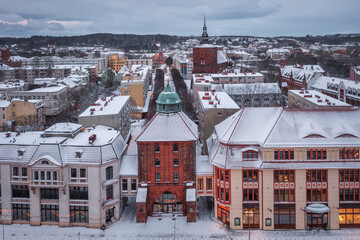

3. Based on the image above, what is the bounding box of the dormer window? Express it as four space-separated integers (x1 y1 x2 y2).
243 150 258 160
18 148 25 157
41 160 49 165
220 147 224 155
336 134 358 138
75 149 83 158
230 149 234 157
304 134 325 138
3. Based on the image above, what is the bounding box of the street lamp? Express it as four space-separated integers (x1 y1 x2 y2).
245 209 253 240
173 214 178 240
2 209 12 240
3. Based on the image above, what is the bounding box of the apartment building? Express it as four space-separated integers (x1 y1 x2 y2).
310 76 360 107
0 123 127 228
109 54 127 73
78 95 131 140
288 90 354 109
7 85 68 116
0 99 44 130
206 107 360 230
121 65 151 108
126 59 152 70
198 91 240 154
212 83 281 108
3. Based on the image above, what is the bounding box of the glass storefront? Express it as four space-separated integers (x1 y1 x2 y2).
217 204 230 225
243 205 259 228
152 192 183 214
274 204 295 229
339 208 360 227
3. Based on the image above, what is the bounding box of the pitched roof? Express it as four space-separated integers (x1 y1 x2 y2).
136 112 198 142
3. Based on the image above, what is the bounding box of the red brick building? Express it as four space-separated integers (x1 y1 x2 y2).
135 83 198 222
193 17 227 74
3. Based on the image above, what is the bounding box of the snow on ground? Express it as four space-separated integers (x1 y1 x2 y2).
3 198 360 240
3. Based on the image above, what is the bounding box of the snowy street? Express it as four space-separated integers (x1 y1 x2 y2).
2 197 360 240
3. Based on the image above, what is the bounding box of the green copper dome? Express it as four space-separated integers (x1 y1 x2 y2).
156 83 182 113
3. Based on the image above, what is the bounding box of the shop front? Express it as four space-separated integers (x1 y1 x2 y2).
152 192 183 215
217 204 230 225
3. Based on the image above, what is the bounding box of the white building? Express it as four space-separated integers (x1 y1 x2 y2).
0 123 127 228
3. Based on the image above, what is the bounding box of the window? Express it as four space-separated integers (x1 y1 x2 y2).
307 150 327 160
79 169 86 178
21 167 27 177
155 144 160 153
306 170 327 202
70 206 88 223
243 150 258 160
71 168 77 178
206 178 212 191
339 170 360 202
173 144 178 152
70 187 88 200
53 171 57 181
230 149 234 156
41 160 49 164
339 208 360 226
106 185 113 200
12 185 29 198
174 172 179 181
40 188 59 200
234 217 241 226
13 167 19 176
12 204 30 221
122 179 128 191
173 158 179 166
131 179 137 191
106 166 113 180
274 150 294 160
155 173 160 182
41 205 59 222
339 149 360 159
198 178 204 191
34 171 39 180
155 158 160 167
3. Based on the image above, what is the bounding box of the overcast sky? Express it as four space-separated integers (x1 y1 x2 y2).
0 0 359 38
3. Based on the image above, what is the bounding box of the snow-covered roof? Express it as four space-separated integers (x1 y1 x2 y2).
289 90 352 107
281 65 325 83
0 124 127 166
118 65 129 74
136 188 147 203
196 155 213 175
27 85 67 93
264 109 360 148
0 100 11 108
136 112 198 142
186 188 196 202
214 83 281 95
45 123 83 136
78 95 130 117
311 75 360 94
215 107 283 145
119 155 138 176
217 50 227 64
198 91 239 109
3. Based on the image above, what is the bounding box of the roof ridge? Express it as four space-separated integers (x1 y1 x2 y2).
177 112 198 140
135 112 158 142
226 108 245 144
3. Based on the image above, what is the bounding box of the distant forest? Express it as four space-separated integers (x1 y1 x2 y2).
0 33 359 50
0 33 188 50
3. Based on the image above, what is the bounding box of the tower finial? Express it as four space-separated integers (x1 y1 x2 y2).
201 14 209 44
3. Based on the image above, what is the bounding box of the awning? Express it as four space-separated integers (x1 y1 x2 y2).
305 204 330 214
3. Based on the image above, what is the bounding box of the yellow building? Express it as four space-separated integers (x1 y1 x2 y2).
109 54 127 73
0 99 44 130
121 65 151 108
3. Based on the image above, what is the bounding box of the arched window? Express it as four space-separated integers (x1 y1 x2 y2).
243 150 258 160
106 166 113 180
41 160 49 165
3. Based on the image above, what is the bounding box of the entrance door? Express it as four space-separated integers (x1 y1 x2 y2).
307 213 328 229
168 205 173 213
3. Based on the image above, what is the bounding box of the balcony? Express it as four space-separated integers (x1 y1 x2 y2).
29 179 67 188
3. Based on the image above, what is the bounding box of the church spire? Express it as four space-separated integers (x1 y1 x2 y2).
201 14 209 44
